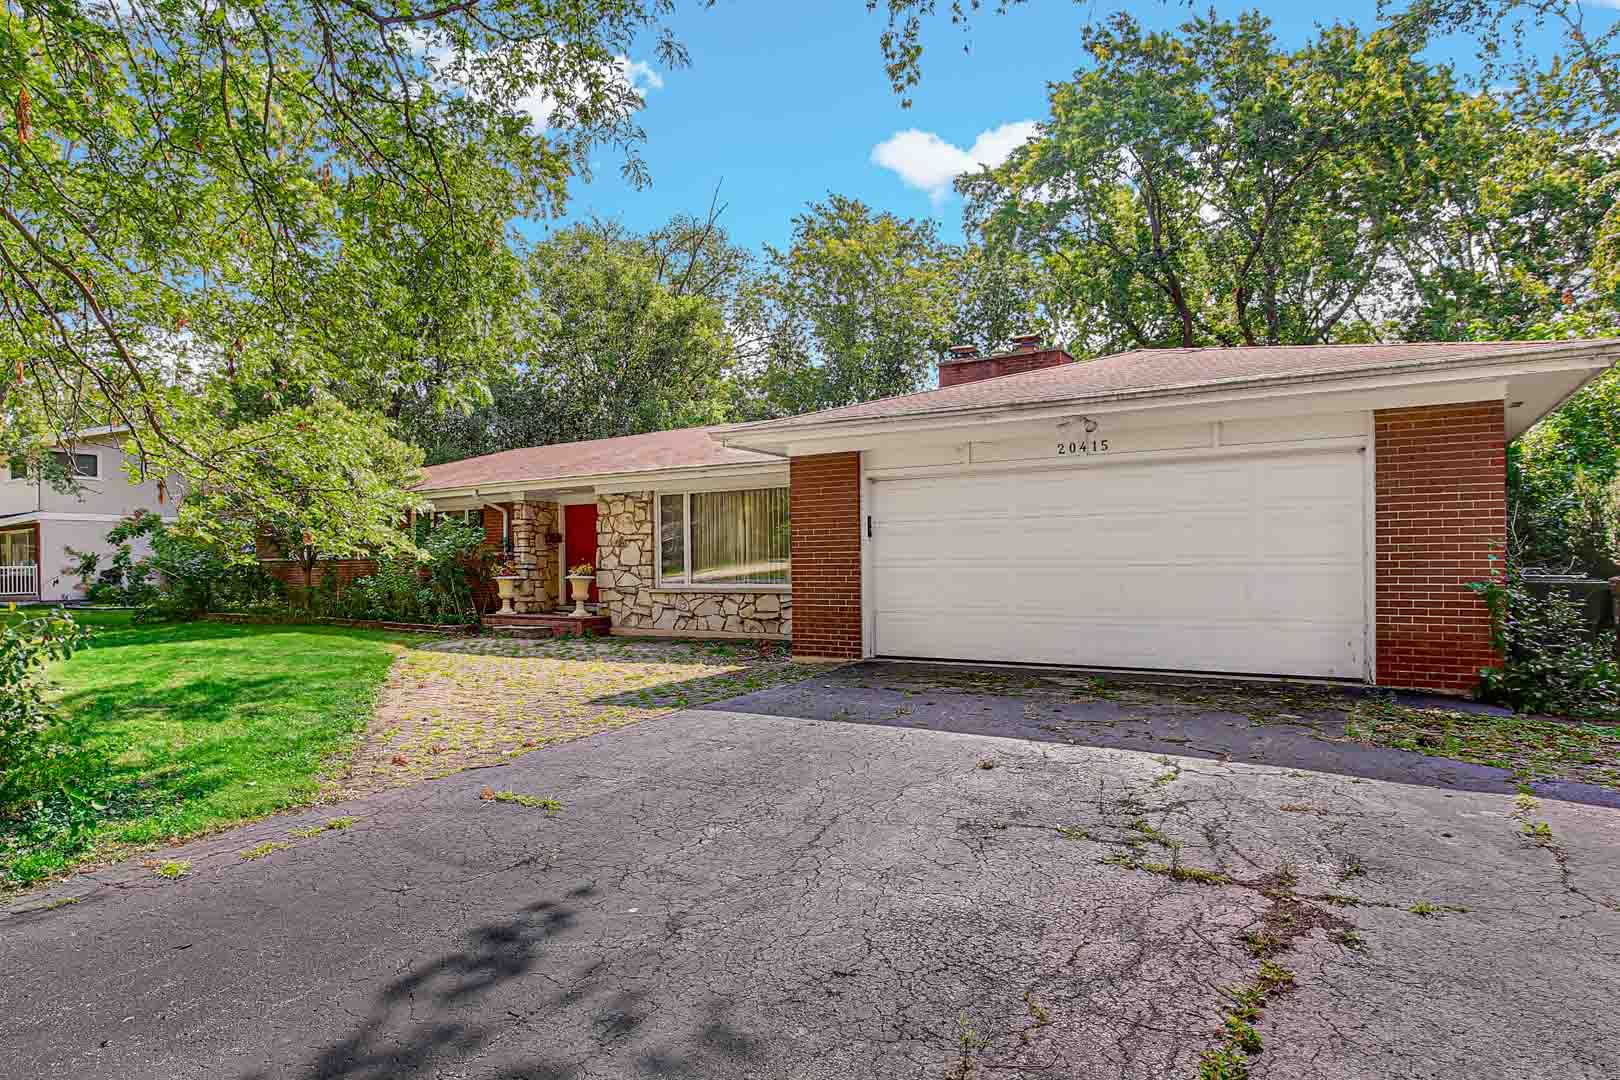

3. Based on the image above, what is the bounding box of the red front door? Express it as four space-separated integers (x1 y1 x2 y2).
563 503 599 603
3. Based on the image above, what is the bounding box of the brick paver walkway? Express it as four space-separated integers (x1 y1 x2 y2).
341 636 820 794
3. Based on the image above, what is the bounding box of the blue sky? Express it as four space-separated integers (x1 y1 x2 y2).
528 1 1615 253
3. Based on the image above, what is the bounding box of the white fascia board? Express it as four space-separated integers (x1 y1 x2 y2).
719 348 1617 454
757 379 1509 459
594 463 788 494
3 511 179 525
46 424 132 446
418 463 787 503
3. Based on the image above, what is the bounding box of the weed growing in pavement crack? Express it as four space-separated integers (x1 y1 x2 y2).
1522 820 1554 844
152 859 190 878
1129 818 1182 850
481 788 563 813
240 841 288 860
1018 990 1052 1045
31 895 82 911
289 817 357 840
1150 758 1183 787
1198 960 1297 1078
1408 901 1468 917
1103 848 1231 885
945 1012 990 1080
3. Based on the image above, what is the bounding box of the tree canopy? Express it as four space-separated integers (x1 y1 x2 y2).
405 211 753 464
1 0 684 555
960 11 1617 353
5 0 1617 575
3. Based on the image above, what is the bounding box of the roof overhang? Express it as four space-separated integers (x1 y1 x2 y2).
715 342 1619 456
416 460 788 503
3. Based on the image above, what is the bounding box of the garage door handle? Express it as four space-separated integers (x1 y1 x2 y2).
867 515 872 538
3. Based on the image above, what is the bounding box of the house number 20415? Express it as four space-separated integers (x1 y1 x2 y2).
1056 439 1109 455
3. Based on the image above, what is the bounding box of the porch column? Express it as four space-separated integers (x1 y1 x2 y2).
510 501 562 613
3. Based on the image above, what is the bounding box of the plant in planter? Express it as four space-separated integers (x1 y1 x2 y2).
491 558 522 615
566 561 596 618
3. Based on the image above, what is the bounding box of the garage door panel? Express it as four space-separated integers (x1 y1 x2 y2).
881 565 1359 622
1258 507 1362 560
871 451 1367 678
876 611 1365 679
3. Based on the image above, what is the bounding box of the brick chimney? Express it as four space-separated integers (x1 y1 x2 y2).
938 335 1074 388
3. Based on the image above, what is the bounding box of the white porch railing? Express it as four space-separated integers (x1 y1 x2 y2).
0 564 37 597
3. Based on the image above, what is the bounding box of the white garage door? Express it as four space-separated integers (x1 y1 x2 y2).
870 451 1367 678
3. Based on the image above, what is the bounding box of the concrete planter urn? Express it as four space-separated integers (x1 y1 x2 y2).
493 575 521 615
566 566 595 618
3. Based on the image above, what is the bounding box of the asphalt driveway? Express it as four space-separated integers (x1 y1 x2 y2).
3 662 1618 1079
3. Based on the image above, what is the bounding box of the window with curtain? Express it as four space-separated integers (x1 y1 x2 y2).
658 487 790 588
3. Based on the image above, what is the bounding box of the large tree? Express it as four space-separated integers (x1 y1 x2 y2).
1 0 683 555
405 211 754 463
962 12 1464 352
741 195 965 418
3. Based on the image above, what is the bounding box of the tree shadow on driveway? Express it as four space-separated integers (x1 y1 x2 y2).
243 883 764 1080
700 660 1620 810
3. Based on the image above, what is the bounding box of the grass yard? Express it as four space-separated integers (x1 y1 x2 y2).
1 610 420 890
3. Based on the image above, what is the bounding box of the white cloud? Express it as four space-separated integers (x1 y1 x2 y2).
406 31 663 133
618 58 664 93
513 55 663 130
870 120 1039 201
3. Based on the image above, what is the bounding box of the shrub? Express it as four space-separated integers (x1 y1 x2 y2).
0 607 90 797
78 512 286 622
309 518 487 625
1470 570 1620 718
63 544 160 607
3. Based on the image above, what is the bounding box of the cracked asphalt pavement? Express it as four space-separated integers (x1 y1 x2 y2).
3 661 1618 1079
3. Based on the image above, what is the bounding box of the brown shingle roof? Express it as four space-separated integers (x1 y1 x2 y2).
418 426 776 492
726 341 1618 431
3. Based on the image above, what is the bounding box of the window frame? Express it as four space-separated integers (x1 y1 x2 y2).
431 508 482 528
50 450 99 478
655 487 791 593
429 507 510 554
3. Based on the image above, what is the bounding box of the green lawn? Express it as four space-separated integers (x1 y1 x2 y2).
1 610 417 890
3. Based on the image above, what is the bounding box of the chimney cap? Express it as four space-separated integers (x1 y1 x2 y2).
946 344 979 359
1009 332 1042 350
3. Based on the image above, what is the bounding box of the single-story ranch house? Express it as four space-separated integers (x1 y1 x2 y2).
271 338 1619 695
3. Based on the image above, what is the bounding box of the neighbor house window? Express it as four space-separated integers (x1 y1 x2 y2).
6 451 97 479
50 451 98 478
658 487 790 588
0 530 35 565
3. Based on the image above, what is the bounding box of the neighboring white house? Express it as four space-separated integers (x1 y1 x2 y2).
0 426 177 603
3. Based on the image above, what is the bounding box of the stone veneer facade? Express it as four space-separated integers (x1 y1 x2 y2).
594 491 791 638
507 501 560 613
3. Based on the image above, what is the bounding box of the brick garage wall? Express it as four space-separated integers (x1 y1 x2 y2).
789 452 863 659
1375 401 1506 694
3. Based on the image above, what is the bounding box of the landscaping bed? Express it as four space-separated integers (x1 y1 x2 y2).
201 612 475 633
